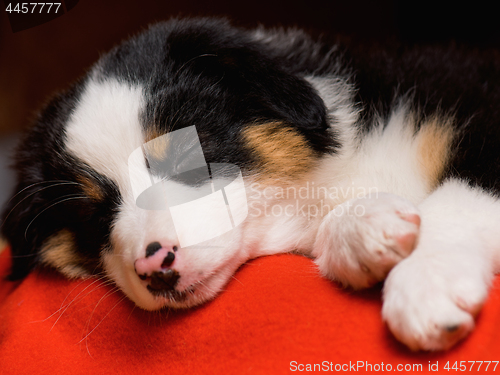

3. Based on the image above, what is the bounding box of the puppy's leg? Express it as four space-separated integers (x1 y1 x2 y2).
313 192 421 289
382 179 500 350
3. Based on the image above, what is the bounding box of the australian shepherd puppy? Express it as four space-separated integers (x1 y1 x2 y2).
2 18 500 351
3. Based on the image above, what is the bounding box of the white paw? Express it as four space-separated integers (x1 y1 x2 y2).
313 192 420 289
382 251 491 351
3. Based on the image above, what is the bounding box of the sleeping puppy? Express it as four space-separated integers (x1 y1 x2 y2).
2 18 500 351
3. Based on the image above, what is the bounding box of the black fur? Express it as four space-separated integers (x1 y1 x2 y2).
2 82 121 279
98 19 338 162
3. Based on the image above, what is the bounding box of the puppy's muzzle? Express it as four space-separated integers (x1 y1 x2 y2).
134 241 180 294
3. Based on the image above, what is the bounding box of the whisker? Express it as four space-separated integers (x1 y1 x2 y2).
5 180 82 205
230 275 244 286
126 304 137 324
31 278 96 323
59 277 107 309
81 290 127 354
82 285 120 339
1 181 83 230
86 294 127 358
49 278 113 330
171 53 217 82
195 277 218 296
28 276 111 327
24 195 89 240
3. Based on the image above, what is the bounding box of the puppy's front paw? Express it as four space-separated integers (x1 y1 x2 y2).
313 193 420 288
382 252 490 351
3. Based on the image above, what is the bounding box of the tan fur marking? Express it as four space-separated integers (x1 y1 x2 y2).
416 116 456 189
78 176 104 201
40 230 87 278
143 127 171 160
242 122 316 183
144 127 164 143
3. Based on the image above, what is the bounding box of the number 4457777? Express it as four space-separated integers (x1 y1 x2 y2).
5 3 62 13
444 361 499 371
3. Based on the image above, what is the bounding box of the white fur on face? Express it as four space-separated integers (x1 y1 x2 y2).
65 78 146 196
64 78 249 310
106 179 249 310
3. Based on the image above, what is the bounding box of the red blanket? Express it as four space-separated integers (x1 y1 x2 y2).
1 246 499 374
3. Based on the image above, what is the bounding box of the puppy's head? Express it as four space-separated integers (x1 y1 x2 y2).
1 18 334 310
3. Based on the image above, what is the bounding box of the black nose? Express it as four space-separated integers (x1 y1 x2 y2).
147 269 180 292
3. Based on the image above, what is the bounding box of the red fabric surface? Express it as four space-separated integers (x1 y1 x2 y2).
1 245 499 374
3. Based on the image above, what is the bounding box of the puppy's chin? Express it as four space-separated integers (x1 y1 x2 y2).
119 279 216 311
103 252 241 311
102 220 249 310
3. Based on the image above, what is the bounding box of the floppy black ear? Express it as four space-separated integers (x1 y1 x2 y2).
243 58 338 154
160 18 338 154
2 179 49 280
1 86 83 280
